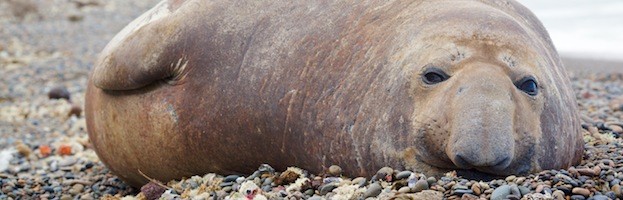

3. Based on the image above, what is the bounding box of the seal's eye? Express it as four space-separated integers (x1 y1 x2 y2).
422 68 450 85
516 76 538 96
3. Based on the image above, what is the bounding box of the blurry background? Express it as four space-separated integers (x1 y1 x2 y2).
521 0 623 71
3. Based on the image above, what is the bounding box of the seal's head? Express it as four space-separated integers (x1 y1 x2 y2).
399 1 583 176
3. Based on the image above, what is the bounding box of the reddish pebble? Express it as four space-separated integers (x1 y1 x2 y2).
39 145 52 157
59 144 72 155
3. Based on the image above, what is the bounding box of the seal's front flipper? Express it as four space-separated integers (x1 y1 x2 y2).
92 0 189 91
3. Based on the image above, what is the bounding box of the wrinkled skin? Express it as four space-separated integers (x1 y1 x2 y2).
86 0 583 187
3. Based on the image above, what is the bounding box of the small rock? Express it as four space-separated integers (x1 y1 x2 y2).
48 86 71 101
328 165 342 176
141 182 166 200
612 184 622 198
396 171 412 180
69 104 82 117
491 185 511 200
577 168 597 176
412 179 429 193
610 125 623 133
461 193 479 200
58 157 77 167
69 184 84 195
509 184 520 196
553 190 565 200
518 186 530 196
590 194 611 200
364 182 383 198
453 189 474 196
15 142 31 157
505 175 516 182
375 167 394 182
507 194 521 200
352 177 366 186
223 175 239 182
427 177 437 186
572 187 591 197
398 186 411 193
471 183 481 195
570 194 586 200
319 183 337 195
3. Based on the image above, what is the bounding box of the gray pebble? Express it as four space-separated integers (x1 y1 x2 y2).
452 189 474 196
59 157 77 167
518 186 530 196
491 185 511 200
588 195 611 200
364 182 382 198
396 171 412 180
412 179 429 193
398 186 410 193
328 165 342 176
223 175 239 182
571 195 586 200
308 195 323 200
510 184 521 196
319 183 337 195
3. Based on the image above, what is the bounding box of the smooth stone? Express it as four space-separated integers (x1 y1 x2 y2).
518 186 530 196
396 171 413 180
364 182 383 198
319 183 337 195
604 191 616 200
471 183 481 195
557 186 572 195
58 158 77 167
353 177 367 187
577 168 598 176
507 194 521 200
427 177 437 186
505 175 516 182
509 184 520 196
223 175 239 182
398 186 411 193
262 177 273 186
308 196 323 200
515 177 526 185
612 184 622 198
491 185 511 200
328 165 342 177
69 184 84 195
572 187 591 197
553 190 566 200
461 193 479 200
570 195 586 200
219 181 234 187
413 179 429 193
453 189 474 196
589 194 611 200
304 189 314 196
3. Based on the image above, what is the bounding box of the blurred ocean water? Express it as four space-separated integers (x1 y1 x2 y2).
520 0 623 61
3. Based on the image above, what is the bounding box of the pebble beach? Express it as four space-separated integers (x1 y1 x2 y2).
1 0 623 199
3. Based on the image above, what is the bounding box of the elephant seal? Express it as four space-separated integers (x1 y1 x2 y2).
85 0 583 187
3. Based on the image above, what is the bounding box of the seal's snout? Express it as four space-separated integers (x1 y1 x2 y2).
447 65 516 174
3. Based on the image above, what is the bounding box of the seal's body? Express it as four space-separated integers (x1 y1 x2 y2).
86 0 583 187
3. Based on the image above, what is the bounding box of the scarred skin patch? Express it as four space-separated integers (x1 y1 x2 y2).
85 0 583 187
